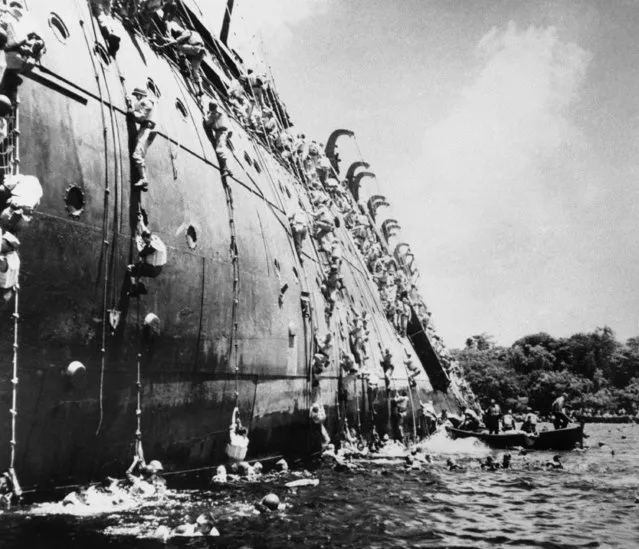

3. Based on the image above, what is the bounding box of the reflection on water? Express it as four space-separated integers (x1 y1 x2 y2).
1 424 638 548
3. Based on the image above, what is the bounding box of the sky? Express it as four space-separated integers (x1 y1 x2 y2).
206 0 639 349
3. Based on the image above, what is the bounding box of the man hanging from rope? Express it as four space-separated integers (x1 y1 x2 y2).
289 207 308 261
226 406 249 461
161 3 205 97
0 1 46 75
127 212 167 298
203 99 232 177
89 0 120 56
0 173 42 233
0 230 19 305
125 453 166 497
126 85 156 191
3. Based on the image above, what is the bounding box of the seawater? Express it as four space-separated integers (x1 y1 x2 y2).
0 424 637 549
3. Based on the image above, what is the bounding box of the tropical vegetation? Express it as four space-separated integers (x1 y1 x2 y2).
453 328 639 414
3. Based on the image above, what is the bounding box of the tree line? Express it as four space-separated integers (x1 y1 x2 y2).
452 327 639 415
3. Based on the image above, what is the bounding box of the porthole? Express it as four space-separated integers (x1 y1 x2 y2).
253 159 262 173
94 43 110 66
274 258 280 274
186 225 197 249
48 12 70 43
175 98 188 119
64 186 85 218
146 78 161 98
243 151 251 164
292 267 299 281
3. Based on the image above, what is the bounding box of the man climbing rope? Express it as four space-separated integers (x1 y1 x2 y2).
89 0 120 56
127 213 167 297
161 4 205 96
0 94 12 143
419 400 438 438
0 469 21 508
391 390 410 443
289 208 308 260
0 1 46 73
0 230 19 305
310 401 331 448
126 86 156 191
239 69 265 126
203 100 232 177
125 454 166 497
261 108 279 142
311 196 335 252
379 347 394 391
0 173 42 232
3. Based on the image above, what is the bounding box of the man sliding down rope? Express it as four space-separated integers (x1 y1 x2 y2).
127 212 167 298
226 407 249 462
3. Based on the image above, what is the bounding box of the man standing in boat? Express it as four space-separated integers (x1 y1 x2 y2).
485 399 502 434
551 393 571 429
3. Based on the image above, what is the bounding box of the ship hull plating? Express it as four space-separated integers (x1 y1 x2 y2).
0 1 466 490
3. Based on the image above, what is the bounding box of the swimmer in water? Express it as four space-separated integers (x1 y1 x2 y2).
545 455 563 469
481 456 500 471
446 458 465 471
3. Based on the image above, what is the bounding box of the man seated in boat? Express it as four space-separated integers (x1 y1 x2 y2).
501 409 516 432
551 393 571 429
520 408 538 434
458 407 482 431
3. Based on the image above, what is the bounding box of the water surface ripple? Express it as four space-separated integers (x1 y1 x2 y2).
0 424 637 548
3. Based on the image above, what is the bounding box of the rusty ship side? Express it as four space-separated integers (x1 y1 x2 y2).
0 0 468 491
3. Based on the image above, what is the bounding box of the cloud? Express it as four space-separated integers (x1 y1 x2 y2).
420 23 591 236
227 0 332 66
409 23 593 345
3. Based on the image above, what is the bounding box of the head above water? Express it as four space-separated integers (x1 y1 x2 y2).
143 460 163 475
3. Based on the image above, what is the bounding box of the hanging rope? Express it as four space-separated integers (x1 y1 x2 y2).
134 286 144 461
7 283 20 497
400 354 418 441
220 174 241 411
1 91 22 503
76 2 112 436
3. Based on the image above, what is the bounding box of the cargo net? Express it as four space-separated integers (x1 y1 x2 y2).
0 110 16 180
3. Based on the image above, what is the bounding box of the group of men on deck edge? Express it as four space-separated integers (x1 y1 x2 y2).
455 393 572 435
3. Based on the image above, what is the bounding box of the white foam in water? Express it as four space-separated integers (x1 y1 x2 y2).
24 485 156 517
418 428 491 457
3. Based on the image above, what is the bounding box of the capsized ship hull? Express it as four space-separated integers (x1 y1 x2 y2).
0 0 470 491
